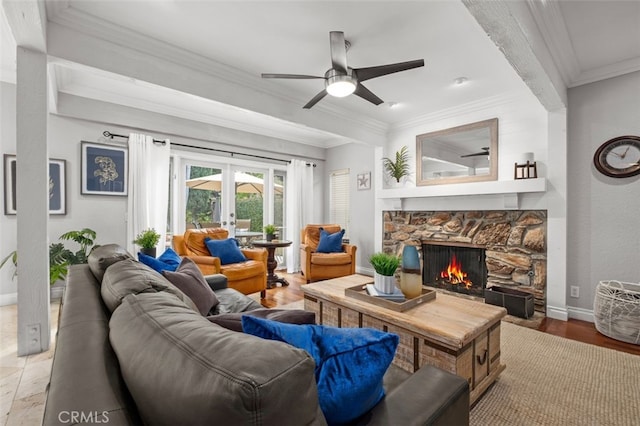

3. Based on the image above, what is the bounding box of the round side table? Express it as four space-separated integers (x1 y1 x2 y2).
251 239 293 288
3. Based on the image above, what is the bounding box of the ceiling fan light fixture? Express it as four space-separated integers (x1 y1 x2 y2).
326 74 356 97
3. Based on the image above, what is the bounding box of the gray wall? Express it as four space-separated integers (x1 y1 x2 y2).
567 71 640 312
325 143 375 274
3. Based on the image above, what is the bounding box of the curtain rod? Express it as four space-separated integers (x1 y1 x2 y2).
102 131 316 167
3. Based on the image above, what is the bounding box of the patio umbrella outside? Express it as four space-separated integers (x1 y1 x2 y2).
186 171 283 194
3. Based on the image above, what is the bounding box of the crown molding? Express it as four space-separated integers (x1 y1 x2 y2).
526 0 580 87
45 2 388 140
569 57 640 88
390 90 530 133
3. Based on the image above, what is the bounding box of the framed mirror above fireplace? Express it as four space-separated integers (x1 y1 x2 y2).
416 118 498 186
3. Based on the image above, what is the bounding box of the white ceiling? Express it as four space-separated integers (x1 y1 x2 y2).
2 1 639 148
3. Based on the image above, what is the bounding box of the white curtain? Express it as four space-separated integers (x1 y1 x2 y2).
285 159 314 273
126 133 171 255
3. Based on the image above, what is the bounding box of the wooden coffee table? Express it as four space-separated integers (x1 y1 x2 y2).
302 274 507 405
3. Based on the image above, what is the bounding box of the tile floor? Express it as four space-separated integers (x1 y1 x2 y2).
1 301 60 426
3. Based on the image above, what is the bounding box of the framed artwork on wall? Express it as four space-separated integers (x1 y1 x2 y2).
3 154 67 215
357 171 371 190
81 142 128 196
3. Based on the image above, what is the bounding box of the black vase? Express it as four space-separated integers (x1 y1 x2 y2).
266 233 275 242
141 247 156 258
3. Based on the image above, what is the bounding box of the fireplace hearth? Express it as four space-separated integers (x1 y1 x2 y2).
422 243 487 297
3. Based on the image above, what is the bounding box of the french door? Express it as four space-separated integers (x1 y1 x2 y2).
173 156 287 267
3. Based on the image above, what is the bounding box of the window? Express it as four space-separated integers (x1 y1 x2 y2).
330 169 350 236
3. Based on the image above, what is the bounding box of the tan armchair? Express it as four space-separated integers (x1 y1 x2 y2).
300 224 357 283
173 228 267 297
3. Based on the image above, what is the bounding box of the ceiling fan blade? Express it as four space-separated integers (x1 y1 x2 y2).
354 83 384 105
354 59 425 82
261 73 324 79
460 148 490 158
303 90 328 109
330 31 348 74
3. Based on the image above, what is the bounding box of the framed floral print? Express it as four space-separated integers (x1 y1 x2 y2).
81 142 128 196
4 154 67 215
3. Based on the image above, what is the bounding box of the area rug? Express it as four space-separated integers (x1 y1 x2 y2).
253 298 640 425
470 321 640 426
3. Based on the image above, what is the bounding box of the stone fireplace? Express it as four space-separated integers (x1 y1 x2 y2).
383 210 547 312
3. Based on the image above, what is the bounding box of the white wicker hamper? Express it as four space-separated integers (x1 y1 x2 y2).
593 280 640 345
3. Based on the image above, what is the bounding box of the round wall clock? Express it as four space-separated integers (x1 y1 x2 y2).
593 135 640 178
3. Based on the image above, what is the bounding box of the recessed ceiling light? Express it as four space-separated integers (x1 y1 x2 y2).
454 77 469 86
386 102 399 109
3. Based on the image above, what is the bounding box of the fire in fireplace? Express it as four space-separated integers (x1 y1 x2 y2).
422 243 487 297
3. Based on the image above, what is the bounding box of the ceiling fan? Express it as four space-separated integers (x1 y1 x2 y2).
460 147 490 158
261 31 424 109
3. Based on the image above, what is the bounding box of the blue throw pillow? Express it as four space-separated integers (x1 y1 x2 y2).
204 237 247 265
316 228 345 253
137 247 181 273
242 316 399 425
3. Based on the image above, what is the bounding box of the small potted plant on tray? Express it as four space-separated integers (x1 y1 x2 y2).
369 252 401 294
133 228 161 257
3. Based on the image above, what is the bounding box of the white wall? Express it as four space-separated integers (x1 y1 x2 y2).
325 143 376 274
567 71 640 315
0 82 327 303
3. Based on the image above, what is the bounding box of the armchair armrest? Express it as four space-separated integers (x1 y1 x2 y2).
241 248 267 262
359 365 469 426
342 244 357 256
300 243 314 254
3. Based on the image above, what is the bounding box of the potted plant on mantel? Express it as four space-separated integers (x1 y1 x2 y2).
133 228 161 257
263 224 277 242
382 145 411 184
369 252 401 294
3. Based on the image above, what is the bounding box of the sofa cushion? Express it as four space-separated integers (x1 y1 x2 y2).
242 316 399 425
184 228 228 256
88 244 134 282
210 288 263 315
137 247 181 273
310 252 353 266
219 260 264 281
101 259 198 314
204 237 247 265
316 228 345 253
207 308 315 332
109 292 325 426
162 257 218 315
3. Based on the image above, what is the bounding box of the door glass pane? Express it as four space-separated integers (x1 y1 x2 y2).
185 165 223 229
234 169 265 247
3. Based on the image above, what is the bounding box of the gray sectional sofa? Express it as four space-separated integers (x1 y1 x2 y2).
43 244 469 425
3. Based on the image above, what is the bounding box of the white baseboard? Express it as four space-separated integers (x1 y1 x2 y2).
0 292 17 306
567 306 594 323
546 304 569 321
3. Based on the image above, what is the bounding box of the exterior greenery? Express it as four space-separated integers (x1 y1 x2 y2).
133 228 161 249
186 166 284 232
369 252 401 276
382 145 411 183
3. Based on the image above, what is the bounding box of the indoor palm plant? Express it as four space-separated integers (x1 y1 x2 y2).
133 228 161 257
369 252 401 294
382 145 411 183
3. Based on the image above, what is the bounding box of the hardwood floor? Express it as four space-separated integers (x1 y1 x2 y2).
266 271 640 356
